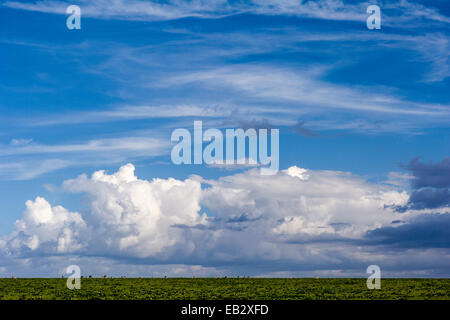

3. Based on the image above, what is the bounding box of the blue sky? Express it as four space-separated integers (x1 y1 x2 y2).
0 0 449 277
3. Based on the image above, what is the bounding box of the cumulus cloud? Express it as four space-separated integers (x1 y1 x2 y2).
61 163 208 258
3 162 445 276
200 166 409 248
1 197 86 255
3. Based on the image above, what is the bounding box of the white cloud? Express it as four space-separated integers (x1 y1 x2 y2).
284 166 309 180
386 171 414 187
200 166 410 241
2 197 86 255
1 163 430 277
61 163 208 258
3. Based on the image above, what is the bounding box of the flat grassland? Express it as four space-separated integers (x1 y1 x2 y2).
0 278 448 300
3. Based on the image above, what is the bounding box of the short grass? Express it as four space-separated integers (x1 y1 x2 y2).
0 278 448 300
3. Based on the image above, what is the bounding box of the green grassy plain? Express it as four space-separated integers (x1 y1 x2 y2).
0 278 448 300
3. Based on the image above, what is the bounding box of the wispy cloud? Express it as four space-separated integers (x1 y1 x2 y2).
0 135 169 179
0 136 167 156
0 159 72 180
25 105 232 126
3 0 449 26
165 65 450 116
14 57 449 134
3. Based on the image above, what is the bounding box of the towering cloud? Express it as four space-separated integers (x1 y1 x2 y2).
4 162 446 277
